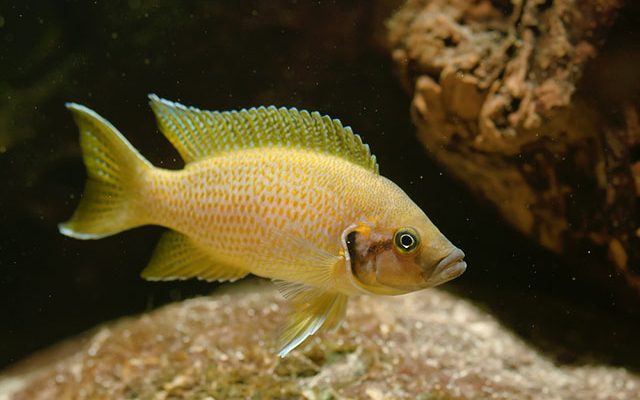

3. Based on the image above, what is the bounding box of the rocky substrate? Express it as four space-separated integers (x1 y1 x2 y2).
1 282 638 399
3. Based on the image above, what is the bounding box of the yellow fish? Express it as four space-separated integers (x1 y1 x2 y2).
60 95 466 356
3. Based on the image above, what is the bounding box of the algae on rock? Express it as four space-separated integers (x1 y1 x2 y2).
2 282 638 399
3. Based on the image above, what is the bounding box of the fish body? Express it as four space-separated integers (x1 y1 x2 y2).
143 149 386 287
60 96 466 356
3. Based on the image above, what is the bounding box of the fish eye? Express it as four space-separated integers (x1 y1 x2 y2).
394 228 420 253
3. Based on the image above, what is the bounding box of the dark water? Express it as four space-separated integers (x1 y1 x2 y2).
1 1 639 371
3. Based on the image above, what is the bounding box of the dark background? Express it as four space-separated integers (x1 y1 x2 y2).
1 1 638 371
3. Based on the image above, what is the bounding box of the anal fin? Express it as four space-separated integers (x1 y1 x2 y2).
141 230 248 282
277 286 348 357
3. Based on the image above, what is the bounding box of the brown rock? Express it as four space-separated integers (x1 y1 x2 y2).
1 282 638 399
388 0 640 303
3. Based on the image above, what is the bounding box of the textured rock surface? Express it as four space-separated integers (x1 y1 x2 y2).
388 0 640 303
1 282 638 399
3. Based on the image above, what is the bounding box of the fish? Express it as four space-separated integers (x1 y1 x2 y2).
59 95 467 357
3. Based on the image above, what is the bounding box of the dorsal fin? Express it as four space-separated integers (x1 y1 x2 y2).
148 94 379 173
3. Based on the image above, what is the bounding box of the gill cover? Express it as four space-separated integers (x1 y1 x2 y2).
340 220 460 294
340 223 410 295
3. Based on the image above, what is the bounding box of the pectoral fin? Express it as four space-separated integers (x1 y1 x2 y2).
277 286 348 357
141 230 248 282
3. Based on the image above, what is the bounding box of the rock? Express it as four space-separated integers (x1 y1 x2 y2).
388 0 640 306
2 282 638 399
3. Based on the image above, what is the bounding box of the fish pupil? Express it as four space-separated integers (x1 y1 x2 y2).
394 228 419 252
400 234 414 248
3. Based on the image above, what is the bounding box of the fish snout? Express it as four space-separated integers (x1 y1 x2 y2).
427 248 466 286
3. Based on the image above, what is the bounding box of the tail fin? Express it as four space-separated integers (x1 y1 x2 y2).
59 103 152 239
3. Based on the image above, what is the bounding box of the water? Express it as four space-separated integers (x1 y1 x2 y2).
1 0 638 379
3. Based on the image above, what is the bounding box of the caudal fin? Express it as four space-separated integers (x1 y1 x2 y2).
59 103 152 239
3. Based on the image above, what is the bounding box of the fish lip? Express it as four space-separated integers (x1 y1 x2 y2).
429 248 466 286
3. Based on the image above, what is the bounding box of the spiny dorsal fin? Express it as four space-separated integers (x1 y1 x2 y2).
148 94 379 173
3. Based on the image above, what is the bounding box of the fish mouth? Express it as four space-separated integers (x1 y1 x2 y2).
428 248 466 286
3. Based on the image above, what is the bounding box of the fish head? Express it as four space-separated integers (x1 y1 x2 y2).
343 210 466 295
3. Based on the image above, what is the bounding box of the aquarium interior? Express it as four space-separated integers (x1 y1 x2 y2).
0 0 639 383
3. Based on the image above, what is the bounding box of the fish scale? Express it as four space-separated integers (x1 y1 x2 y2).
143 148 382 279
